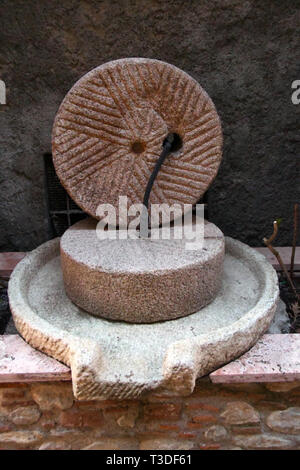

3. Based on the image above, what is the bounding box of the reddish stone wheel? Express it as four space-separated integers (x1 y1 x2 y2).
52 58 223 221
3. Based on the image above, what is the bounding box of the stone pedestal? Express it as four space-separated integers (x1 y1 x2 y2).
8 237 278 400
60 218 225 323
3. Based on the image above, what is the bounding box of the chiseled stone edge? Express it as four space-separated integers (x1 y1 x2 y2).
162 238 279 394
8 237 278 400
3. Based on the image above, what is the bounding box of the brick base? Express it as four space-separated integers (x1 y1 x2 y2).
0 378 299 450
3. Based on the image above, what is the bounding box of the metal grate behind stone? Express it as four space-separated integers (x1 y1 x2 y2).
43 153 86 238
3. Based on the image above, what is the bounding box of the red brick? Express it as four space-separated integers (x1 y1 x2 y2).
248 394 269 402
256 401 286 411
1 391 25 399
79 399 138 408
99 399 125 406
82 410 103 428
0 389 29 407
192 415 217 424
1 400 36 409
145 393 181 402
59 410 83 428
73 400 96 408
40 411 58 430
136 431 169 440
0 425 12 433
0 384 28 389
178 432 196 439
231 425 261 435
41 421 56 431
186 422 205 429
103 406 128 416
186 403 220 413
59 409 102 428
74 399 112 409
200 444 220 450
144 403 182 421
158 424 180 432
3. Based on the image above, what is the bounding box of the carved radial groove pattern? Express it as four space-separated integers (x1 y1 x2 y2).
52 58 223 218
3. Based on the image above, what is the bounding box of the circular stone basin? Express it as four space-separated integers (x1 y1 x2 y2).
60 218 225 323
8 237 278 400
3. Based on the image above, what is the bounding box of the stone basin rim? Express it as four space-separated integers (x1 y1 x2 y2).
8 236 277 335
8 236 279 400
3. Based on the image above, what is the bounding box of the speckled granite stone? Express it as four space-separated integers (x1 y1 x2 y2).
60 217 225 323
52 58 222 221
8 237 278 400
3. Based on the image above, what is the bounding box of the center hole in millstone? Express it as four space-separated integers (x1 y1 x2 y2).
131 141 145 154
163 132 183 152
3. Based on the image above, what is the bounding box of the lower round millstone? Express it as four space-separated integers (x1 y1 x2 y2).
60 218 225 323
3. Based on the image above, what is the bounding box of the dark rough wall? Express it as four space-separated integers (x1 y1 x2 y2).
0 0 299 250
